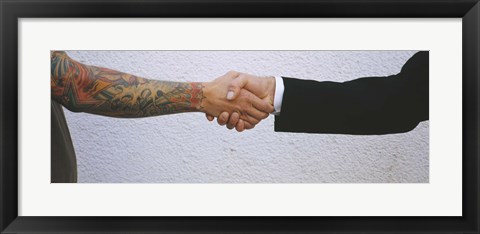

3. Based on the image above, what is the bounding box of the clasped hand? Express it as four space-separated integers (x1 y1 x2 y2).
201 71 275 132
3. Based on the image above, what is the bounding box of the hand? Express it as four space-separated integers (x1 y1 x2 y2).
205 72 276 132
201 71 274 127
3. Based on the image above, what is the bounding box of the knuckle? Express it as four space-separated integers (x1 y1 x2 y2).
227 70 239 76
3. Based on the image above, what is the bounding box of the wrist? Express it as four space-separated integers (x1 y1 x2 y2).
266 76 276 106
198 82 211 112
186 82 208 112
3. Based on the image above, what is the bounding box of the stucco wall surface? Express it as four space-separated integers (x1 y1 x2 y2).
63 50 429 183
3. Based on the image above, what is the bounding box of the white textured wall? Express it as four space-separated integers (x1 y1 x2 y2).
63 51 429 183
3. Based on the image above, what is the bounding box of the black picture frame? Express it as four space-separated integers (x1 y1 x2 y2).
1 0 479 233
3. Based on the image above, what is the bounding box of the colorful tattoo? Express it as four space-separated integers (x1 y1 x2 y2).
51 51 204 117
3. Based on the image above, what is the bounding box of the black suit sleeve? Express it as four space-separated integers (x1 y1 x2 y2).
274 51 429 135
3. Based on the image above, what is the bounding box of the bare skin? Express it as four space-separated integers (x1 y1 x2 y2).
51 51 273 125
206 73 276 131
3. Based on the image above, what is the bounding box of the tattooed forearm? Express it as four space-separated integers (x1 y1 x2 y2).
51 51 204 118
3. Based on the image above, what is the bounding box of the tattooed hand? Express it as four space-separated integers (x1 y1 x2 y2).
206 72 276 132
51 51 273 126
201 71 274 130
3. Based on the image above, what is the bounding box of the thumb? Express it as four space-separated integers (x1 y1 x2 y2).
226 76 248 100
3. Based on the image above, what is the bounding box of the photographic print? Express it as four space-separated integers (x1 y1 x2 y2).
4 0 477 231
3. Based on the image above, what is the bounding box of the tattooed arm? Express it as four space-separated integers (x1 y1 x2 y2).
51 51 273 126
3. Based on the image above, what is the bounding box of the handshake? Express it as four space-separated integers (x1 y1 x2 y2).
200 71 276 132
51 51 428 136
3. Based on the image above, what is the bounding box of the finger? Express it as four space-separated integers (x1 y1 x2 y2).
251 96 275 114
240 113 261 126
246 105 270 120
206 114 214 121
235 119 245 132
243 121 255 130
227 76 249 100
240 91 272 119
227 112 240 130
217 112 229 126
